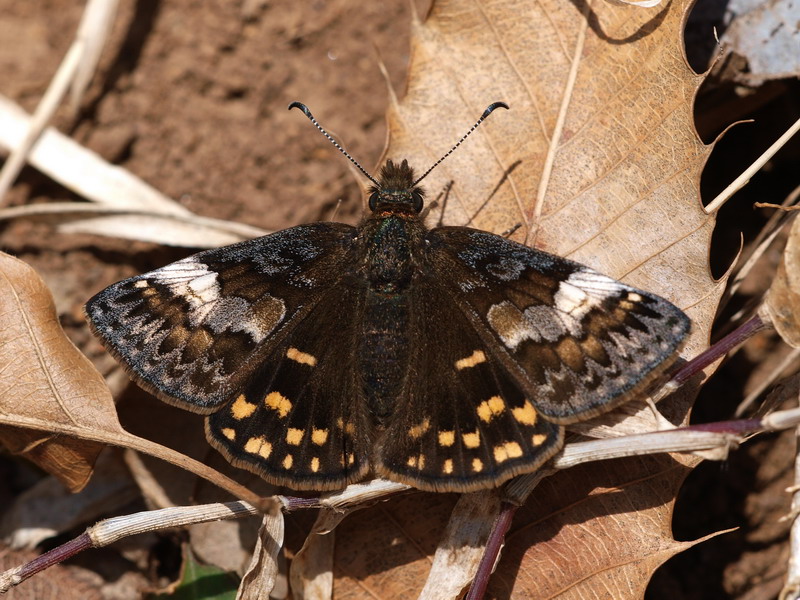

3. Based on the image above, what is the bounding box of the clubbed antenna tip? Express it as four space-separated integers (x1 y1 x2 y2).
411 102 509 186
288 102 380 187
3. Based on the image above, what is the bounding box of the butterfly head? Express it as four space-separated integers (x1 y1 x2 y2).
368 159 425 214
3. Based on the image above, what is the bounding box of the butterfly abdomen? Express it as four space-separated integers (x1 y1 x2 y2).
359 291 410 425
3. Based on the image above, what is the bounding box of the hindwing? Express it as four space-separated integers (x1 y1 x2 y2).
376 274 563 492
207 282 371 490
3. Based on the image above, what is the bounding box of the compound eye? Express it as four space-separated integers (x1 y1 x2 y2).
368 191 381 211
411 190 424 212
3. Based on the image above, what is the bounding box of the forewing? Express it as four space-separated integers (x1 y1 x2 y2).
207 283 370 491
426 227 690 423
376 277 563 493
85 222 356 412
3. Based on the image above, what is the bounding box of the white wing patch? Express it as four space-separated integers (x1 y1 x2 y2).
553 269 621 319
150 259 221 306
487 269 629 351
143 258 285 343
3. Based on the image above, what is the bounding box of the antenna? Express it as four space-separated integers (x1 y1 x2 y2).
288 102 380 187
411 102 509 186
289 101 509 189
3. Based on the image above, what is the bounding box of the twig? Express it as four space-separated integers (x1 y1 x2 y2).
780 415 800 599
706 116 800 215
0 0 120 202
659 314 769 397
0 502 260 593
737 347 800 417
465 502 518 600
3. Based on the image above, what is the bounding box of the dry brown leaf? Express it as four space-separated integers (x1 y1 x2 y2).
332 493 457 597
331 0 721 595
760 214 800 347
488 455 722 598
719 0 800 85
0 251 121 491
388 0 717 358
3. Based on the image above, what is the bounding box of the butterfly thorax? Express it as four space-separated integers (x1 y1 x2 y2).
360 159 427 292
357 159 428 424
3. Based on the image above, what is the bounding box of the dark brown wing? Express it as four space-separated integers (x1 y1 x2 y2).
375 275 563 493
206 282 371 491
424 227 690 424
85 222 357 413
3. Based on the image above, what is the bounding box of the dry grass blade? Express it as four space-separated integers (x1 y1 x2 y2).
0 45 83 203
418 491 502 600
0 202 270 247
0 95 185 213
289 511 335 600
0 0 119 202
69 0 119 109
0 94 272 247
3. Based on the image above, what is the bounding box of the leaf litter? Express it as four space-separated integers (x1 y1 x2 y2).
0 0 799 597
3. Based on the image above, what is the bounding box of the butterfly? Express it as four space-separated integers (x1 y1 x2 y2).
85 102 690 493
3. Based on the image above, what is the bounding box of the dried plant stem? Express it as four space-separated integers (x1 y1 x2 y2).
781 422 800 600
737 347 800 417
0 41 84 202
0 0 119 203
465 502 518 600
723 185 800 310
661 314 769 395
0 502 260 593
706 116 800 215
0 95 183 213
7 407 800 595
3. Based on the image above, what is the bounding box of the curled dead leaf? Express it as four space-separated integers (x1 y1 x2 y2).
237 512 285 600
760 215 800 347
290 511 335 600
0 251 122 491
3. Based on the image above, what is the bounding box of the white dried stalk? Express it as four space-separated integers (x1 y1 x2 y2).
87 501 259 547
237 512 285 600
0 0 119 202
299 478 411 512
781 421 800 600
707 116 800 214
289 511 335 600
0 94 184 213
70 0 120 109
418 490 502 600
0 42 84 202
